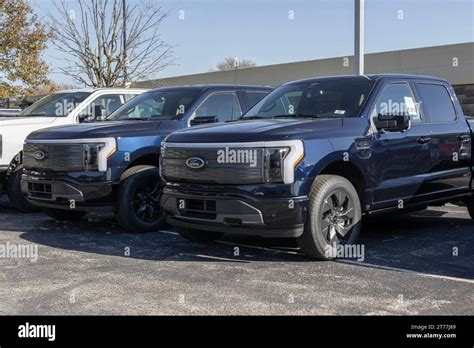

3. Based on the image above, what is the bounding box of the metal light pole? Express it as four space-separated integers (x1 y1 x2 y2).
354 0 365 75
122 0 128 86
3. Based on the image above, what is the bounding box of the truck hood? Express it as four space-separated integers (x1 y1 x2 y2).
0 116 58 127
27 120 165 140
165 118 345 143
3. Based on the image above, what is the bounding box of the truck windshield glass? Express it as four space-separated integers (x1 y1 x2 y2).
243 79 375 119
18 92 91 117
108 89 202 121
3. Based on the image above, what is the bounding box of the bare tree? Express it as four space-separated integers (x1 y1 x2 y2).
215 57 257 71
47 0 173 87
27 81 76 96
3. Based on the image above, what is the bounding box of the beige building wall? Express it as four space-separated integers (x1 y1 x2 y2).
134 42 474 88
133 42 474 115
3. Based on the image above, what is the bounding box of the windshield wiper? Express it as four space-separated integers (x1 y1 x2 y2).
240 114 320 120
120 117 153 121
272 114 320 119
21 113 47 117
240 116 266 120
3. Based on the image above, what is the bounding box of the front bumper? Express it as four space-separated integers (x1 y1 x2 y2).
160 187 308 238
21 172 118 212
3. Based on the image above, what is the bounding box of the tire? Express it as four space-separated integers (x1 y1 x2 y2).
176 226 224 242
42 207 86 221
466 197 474 220
115 165 165 233
6 165 41 213
297 175 362 260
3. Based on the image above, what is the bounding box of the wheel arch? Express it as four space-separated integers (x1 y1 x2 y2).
124 153 160 171
7 151 23 176
317 160 367 210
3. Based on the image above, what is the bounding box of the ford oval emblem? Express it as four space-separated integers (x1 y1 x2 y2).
186 157 205 169
33 150 46 161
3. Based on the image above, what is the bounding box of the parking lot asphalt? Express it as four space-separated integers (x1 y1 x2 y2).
0 197 472 315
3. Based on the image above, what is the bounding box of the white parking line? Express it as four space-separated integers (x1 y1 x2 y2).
160 230 179 236
337 259 474 285
193 254 246 262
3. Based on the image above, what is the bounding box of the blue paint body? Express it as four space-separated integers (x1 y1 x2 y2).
23 85 272 210
160 75 473 237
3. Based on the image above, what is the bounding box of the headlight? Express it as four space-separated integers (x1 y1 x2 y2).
80 138 116 172
264 147 289 183
263 140 304 184
84 143 105 171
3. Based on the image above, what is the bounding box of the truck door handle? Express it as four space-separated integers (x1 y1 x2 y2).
417 137 432 144
457 134 471 142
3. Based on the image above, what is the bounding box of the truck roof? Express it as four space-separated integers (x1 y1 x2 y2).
147 84 273 93
52 87 147 94
288 73 448 85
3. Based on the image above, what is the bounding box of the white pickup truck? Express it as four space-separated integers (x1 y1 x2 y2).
0 88 145 212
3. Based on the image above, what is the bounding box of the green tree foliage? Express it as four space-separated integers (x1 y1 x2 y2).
0 0 50 98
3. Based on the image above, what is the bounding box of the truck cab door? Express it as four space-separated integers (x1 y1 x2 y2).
413 81 472 197
369 81 434 209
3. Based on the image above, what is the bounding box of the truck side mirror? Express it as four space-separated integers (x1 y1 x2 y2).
94 105 108 121
375 114 411 132
190 115 218 126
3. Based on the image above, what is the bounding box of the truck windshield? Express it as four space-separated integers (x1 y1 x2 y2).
242 79 375 119
108 89 202 121
18 92 91 117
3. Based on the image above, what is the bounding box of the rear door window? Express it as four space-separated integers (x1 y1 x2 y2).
416 83 457 123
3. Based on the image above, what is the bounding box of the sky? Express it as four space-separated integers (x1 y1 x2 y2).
33 0 474 85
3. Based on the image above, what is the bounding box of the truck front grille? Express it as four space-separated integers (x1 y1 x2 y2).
27 182 52 199
23 143 85 171
161 146 265 184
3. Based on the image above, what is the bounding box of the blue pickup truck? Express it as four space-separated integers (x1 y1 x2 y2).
160 74 474 259
21 85 272 232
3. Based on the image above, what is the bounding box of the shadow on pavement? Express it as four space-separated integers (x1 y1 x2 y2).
14 211 306 263
7 202 473 279
357 210 474 279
